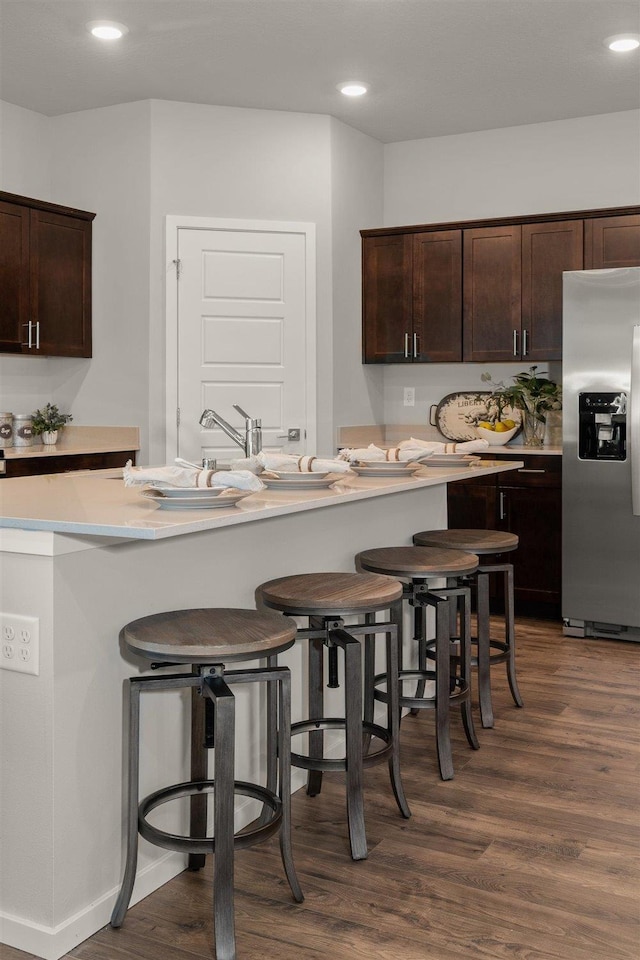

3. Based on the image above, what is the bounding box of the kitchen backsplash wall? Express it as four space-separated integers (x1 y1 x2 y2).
383 362 563 444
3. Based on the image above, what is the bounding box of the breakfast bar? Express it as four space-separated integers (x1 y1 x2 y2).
0 459 521 960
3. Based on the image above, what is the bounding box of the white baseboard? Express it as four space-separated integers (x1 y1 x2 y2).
0 852 185 960
0 737 346 959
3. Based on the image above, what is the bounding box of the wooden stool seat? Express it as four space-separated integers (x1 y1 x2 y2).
413 528 523 729
256 571 408 861
122 607 297 663
357 545 479 580
413 529 518 556
258 571 403 616
111 607 302 960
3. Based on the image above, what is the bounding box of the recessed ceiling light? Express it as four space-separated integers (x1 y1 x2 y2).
87 20 129 40
337 81 369 97
605 34 640 52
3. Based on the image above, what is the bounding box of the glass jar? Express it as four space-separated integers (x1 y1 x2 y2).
521 410 545 447
0 412 13 448
13 414 33 447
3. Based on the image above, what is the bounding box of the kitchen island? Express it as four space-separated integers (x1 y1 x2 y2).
0 458 521 960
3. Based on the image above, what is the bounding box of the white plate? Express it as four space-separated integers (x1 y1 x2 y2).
351 464 419 478
356 459 415 469
270 470 330 481
423 455 481 467
141 489 249 509
150 484 226 499
262 475 337 490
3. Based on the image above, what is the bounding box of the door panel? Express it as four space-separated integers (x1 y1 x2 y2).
463 225 521 362
584 215 640 269
521 220 583 361
413 230 462 362
362 234 412 362
177 227 308 463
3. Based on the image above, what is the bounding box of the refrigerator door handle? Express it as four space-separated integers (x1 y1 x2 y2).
632 325 640 516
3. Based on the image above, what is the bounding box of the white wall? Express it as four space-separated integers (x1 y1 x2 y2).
381 110 640 429
0 101 152 452
148 100 336 460
47 102 152 453
0 102 57 415
329 117 385 440
2 103 639 452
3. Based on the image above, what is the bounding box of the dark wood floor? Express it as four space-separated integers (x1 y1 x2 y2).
3 618 639 960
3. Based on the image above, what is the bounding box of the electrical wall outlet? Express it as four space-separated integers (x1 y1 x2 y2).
403 387 415 407
0 614 39 675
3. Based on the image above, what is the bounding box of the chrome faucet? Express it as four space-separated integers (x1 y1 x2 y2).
199 404 262 458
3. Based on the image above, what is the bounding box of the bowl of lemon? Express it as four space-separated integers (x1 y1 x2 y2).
475 419 520 445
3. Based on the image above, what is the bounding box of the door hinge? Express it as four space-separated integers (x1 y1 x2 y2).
176 407 181 427
173 258 182 280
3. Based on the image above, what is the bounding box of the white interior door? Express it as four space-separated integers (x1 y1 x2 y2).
172 221 315 463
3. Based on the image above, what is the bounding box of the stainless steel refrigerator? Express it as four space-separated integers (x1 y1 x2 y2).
562 267 640 641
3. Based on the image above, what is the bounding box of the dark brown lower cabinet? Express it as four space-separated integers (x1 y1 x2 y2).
2 450 136 478
447 455 561 617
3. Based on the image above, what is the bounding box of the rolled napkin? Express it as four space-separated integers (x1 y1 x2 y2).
122 461 264 492
338 438 489 463
255 452 352 475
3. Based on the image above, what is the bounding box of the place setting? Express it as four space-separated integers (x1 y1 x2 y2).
122 461 264 510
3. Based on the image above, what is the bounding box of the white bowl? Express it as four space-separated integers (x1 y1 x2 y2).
475 425 519 446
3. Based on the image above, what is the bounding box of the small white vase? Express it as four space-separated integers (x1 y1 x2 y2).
41 430 58 445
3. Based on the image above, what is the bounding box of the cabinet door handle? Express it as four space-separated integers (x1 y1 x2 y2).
35 321 40 350
413 332 419 358
513 329 519 357
22 321 32 348
499 491 507 521
517 468 546 474
404 333 410 359
522 328 529 357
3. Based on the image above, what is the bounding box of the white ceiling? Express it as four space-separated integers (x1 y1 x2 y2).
1 0 639 143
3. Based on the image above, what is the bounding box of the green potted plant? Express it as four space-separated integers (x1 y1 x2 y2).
31 403 73 445
480 367 562 447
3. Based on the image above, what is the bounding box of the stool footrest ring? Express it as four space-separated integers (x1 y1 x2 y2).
290 718 392 771
138 779 282 854
373 670 470 711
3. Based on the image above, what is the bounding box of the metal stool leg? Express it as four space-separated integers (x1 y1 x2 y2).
110 679 141 928
505 564 523 707
276 668 304 903
189 666 209 869
387 600 411 819
459 586 479 750
363 612 376 753
203 673 236 960
335 629 367 860
434 596 454 781
258 653 279 828
307 620 324 797
476 569 494 728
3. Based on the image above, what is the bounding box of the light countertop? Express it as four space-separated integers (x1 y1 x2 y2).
336 424 561 456
1 425 139 460
0 458 523 542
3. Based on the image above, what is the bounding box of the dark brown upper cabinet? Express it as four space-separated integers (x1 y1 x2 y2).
463 224 522 362
0 191 95 357
362 234 412 363
584 214 640 268
362 206 639 365
413 230 462 362
521 219 584 361
362 230 462 363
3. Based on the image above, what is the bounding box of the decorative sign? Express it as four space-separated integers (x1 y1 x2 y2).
430 392 521 441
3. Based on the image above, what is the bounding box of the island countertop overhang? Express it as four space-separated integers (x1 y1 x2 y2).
0 459 524 543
